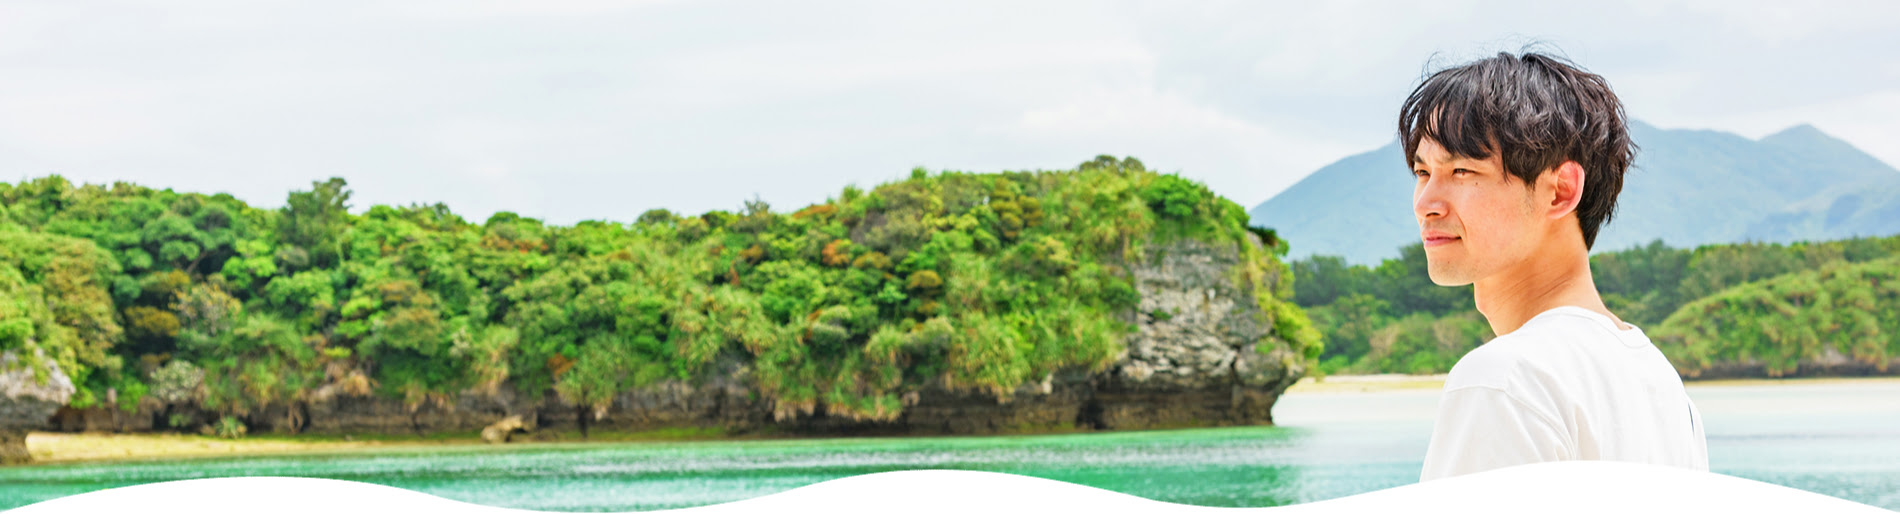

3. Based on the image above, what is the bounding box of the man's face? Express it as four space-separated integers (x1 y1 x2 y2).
1411 137 1543 286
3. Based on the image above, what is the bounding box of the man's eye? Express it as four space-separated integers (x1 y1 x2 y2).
1413 169 1429 178
1453 168 1474 176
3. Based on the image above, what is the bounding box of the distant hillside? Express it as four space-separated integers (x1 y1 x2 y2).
1251 121 1900 264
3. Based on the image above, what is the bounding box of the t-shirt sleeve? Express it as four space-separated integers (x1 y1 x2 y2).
1419 385 1571 482
1688 398 1711 471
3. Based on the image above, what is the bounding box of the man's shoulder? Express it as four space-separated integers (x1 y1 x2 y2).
1443 338 1538 391
1443 313 1605 390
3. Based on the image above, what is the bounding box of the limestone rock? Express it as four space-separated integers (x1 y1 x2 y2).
1090 236 1303 429
1 351 75 464
1109 238 1273 391
481 415 528 444
0 352 73 431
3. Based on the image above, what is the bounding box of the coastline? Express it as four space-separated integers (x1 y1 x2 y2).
20 426 744 466
1283 373 1900 394
21 375 1900 466
1283 374 1450 394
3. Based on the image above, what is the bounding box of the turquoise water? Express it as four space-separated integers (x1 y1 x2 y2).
2 380 1896 511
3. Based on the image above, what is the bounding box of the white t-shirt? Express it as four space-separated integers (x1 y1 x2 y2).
1419 305 1710 481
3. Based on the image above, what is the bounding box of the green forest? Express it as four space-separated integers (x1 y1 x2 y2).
0 156 1320 434
1295 236 1900 376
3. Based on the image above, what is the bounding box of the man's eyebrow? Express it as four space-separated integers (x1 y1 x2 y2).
1414 150 1476 167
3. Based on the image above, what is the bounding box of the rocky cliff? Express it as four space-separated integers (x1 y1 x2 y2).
49 235 1307 437
2 352 75 463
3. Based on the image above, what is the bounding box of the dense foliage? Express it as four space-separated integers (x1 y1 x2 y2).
0 156 1318 430
1653 257 1900 377
1294 235 1900 376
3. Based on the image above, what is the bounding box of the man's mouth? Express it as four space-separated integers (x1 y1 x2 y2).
1422 232 1460 247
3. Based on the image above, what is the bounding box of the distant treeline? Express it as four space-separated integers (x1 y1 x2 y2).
1294 235 1900 377
0 156 1319 433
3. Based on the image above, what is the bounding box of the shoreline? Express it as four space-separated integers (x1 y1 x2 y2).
1284 373 1900 394
18 375 1899 466
19 425 773 466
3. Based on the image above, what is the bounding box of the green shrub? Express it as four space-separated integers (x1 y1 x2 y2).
214 416 247 439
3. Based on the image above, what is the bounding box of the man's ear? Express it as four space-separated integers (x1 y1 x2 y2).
1547 161 1585 220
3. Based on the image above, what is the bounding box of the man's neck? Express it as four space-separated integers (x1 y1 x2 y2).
1471 238 1622 336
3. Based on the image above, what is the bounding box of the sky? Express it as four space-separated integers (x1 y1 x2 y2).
3 0 1898 225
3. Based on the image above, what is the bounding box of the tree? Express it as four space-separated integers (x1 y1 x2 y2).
279 178 352 270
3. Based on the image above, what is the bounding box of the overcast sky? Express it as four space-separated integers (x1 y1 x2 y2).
3 0 1897 225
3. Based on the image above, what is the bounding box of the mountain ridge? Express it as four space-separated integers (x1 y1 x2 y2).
1250 121 1900 264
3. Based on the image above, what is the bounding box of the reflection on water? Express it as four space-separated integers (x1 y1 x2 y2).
1 380 1895 511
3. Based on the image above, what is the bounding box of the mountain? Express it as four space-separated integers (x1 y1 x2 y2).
1250 121 1900 264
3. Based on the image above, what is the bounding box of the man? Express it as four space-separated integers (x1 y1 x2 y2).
1400 51 1710 481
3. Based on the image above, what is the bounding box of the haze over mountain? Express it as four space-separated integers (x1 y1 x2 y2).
1249 121 1900 264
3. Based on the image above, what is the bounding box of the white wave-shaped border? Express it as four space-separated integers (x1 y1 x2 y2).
8 460 1886 513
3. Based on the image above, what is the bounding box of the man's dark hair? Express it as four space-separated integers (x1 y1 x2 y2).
1398 51 1635 249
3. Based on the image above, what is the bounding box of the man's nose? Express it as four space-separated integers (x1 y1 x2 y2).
1414 176 1447 221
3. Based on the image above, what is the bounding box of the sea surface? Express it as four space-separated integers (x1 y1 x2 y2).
2 380 1896 511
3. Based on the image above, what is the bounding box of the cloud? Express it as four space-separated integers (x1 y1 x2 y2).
1002 84 1360 206
0 0 1894 225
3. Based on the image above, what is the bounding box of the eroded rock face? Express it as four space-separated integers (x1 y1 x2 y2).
482 415 528 443
2 352 75 464
1114 239 1270 391
49 237 1306 437
0 353 74 431
296 388 532 434
1089 236 1303 429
